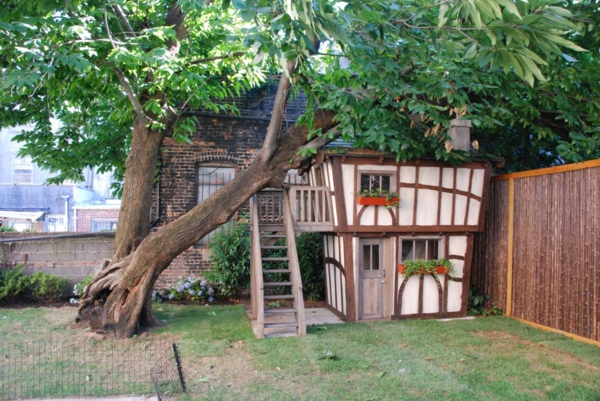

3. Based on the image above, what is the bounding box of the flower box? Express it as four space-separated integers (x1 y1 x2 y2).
397 264 450 275
357 196 399 207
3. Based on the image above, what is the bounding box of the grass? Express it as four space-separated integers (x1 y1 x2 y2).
2 304 600 400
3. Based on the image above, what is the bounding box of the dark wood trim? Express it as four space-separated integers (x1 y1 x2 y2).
395 275 410 316
464 168 474 225
443 274 449 314
331 158 348 229
436 168 443 225
343 234 356 322
448 254 466 260
460 234 475 316
397 182 483 203
451 168 457 225
343 225 479 233
433 274 444 313
331 155 488 170
353 164 358 226
323 235 331 309
477 163 493 231
325 303 347 321
324 257 346 277
412 165 420 226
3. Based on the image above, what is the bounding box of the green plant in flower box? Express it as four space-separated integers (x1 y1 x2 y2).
399 258 454 276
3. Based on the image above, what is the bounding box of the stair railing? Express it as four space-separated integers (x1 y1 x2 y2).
250 194 265 339
288 186 334 231
283 190 307 336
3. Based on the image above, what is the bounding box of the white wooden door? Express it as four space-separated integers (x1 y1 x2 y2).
359 239 387 319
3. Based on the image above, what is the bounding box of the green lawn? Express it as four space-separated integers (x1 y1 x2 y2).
1 304 600 400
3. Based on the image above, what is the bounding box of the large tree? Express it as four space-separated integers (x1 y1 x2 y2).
1 0 595 338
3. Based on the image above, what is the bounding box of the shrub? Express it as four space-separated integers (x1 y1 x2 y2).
0 266 27 302
296 232 325 301
205 219 250 297
25 272 70 303
157 276 215 303
0 226 17 232
73 274 94 297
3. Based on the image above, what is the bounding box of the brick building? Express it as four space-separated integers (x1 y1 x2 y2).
153 81 307 286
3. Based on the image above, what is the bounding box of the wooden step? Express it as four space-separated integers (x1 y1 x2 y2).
261 233 286 238
261 245 287 250
264 322 298 329
264 294 294 300
262 257 289 262
263 269 291 274
264 282 292 286
264 308 296 314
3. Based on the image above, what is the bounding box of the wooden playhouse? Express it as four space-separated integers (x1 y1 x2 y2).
249 120 495 337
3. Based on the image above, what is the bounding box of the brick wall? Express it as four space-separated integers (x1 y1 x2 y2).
75 209 120 232
0 233 115 286
152 81 307 286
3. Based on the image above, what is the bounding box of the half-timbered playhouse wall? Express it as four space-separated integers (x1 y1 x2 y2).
303 121 494 322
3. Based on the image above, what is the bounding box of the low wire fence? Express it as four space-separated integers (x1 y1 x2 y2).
0 339 186 400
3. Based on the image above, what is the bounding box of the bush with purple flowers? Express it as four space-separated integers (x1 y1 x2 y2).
156 276 215 304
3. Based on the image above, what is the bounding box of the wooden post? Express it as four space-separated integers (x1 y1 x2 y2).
506 177 515 317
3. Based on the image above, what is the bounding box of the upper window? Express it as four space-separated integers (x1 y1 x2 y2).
360 173 391 193
197 163 236 245
401 239 441 262
13 155 33 183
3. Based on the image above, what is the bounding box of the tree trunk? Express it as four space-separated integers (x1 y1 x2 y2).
78 110 338 338
114 118 164 259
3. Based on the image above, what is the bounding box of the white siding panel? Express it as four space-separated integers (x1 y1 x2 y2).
440 192 453 225
379 209 393 226
400 275 420 314
342 164 355 225
422 275 440 313
442 168 454 189
451 259 465 278
341 274 346 315
400 166 416 184
331 195 339 226
335 267 342 312
399 188 415 225
419 167 440 187
456 168 471 192
446 281 463 312
454 194 467 225
326 161 333 189
359 206 375 226
449 236 468 259
416 189 439 225
471 169 485 197
467 199 481 226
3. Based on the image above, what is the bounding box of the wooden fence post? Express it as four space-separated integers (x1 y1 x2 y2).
506 177 514 317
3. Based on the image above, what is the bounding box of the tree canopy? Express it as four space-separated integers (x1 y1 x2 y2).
1 0 598 180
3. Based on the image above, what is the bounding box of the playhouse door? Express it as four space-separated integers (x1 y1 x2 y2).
359 239 387 319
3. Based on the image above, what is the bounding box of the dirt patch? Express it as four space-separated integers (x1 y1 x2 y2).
472 330 600 378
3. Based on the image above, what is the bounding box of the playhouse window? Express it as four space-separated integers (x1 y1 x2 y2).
360 174 391 193
361 243 381 271
401 239 441 261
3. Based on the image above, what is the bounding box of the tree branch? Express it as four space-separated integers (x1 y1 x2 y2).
259 59 296 162
189 51 246 66
112 4 137 38
113 68 147 125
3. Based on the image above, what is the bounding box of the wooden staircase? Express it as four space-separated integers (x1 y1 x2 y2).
250 190 306 338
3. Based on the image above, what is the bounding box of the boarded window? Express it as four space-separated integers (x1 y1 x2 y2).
197 164 236 245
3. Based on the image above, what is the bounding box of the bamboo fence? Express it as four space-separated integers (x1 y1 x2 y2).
472 159 600 344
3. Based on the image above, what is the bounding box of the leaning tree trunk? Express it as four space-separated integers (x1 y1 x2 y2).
78 110 338 338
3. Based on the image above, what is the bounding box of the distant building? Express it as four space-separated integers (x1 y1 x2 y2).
0 125 120 232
